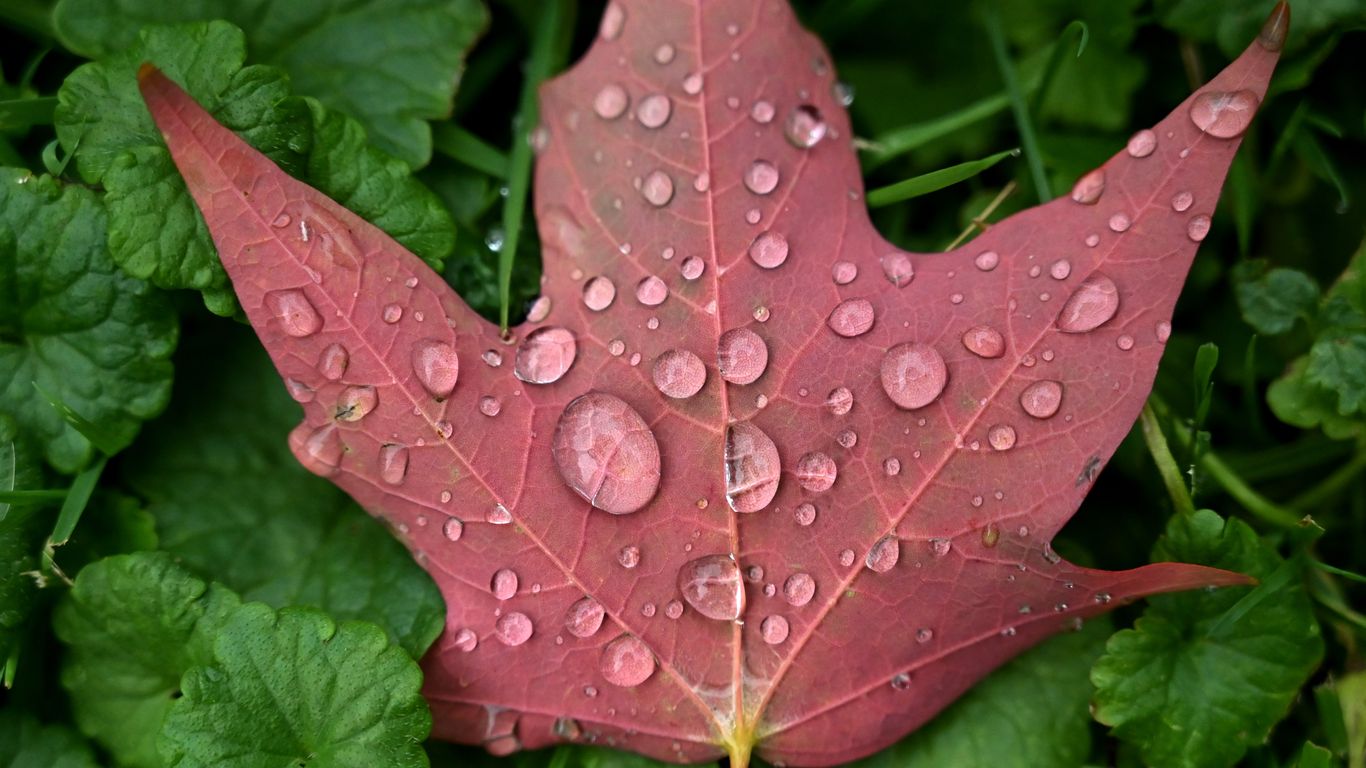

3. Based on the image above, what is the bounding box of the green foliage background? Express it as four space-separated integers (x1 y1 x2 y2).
1 0 1364 766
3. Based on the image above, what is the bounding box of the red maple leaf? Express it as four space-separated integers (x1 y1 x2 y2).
139 1 1288 764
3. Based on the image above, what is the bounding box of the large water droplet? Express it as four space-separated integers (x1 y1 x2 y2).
412 339 459 398
652 349 707 399
880 343 948 409
783 573 815 606
495 612 533 646
724 421 781 513
881 252 914 287
566 597 605 638
865 535 900 573
594 84 629 120
319 343 348 380
552 393 661 515
335 386 377 422
1020 380 1064 419
491 568 519 600
1070 169 1105 205
1171 191 1194 212
265 289 322 337
636 276 669 306
636 93 672 129
1057 274 1120 333
717 328 768 385
1126 129 1157 158
761 615 790 645
294 423 343 476
748 231 789 269
677 554 744 621
379 444 408 484
582 276 617 311
785 105 827 148
601 634 654 687
744 160 780 195
827 298 875 338
1189 90 1259 139
641 170 674 207
795 451 837 492
514 327 577 384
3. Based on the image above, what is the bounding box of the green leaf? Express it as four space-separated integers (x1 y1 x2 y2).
0 170 178 473
1091 510 1324 768
124 324 444 658
1233 262 1320 336
158 604 430 768
850 618 1111 768
1156 0 1366 58
1268 358 1361 440
54 552 241 768
54 21 453 316
53 0 489 168
0 709 99 768
1332 671 1366 768
0 414 43 668
1307 331 1366 415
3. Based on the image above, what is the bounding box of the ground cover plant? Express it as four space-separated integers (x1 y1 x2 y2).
1 1 1364 767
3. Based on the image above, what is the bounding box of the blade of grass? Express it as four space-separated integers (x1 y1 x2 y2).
982 4 1051 202
863 93 1010 169
0 96 56 130
0 490 67 505
1140 403 1197 517
48 456 104 548
867 148 1018 207
1206 555 1300 640
497 0 575 331
432 123 508 178
1028 20 1089 114
32 382 123 455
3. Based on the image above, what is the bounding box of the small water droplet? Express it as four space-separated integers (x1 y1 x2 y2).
915 628 934 643
285 379 314 403
582 276 617 311
1020 380 1064 419
482 349 503 367
881 342 948 409
881 252 914 287
761 615 790 644
827 298 876 338
566 597 605 638
1171 191 1194 212
794 502 816 526
442 517 463 541
652 349 707 399
379 444 408 485
601 634 655 687
295 423 343 476
637 93 673 129
930 538 952 557
495 612 533 646
1085 233 1101 248
961 325 1005 358
654 43 676 64
1108 213 1132 233
479 395 502 417
748 231 789 269
412 340 459 398
883 457 901 476
641 170 674 206
1049 259 1072 280
634 275 669 307
665 600 684 619
266 289 323 337
795 451 837 492
594 84 629 119
491 568 519 600
1189 90 1259 139
1117 334 1135 351
682 73 703 95
825 387 854 416
1057 274 1120 333
486 504 513 524
865 535 900 573
1070 168 1105 204
717 328 768 385
890 673 911 690
839 549 856 567
514 327 577 384
783 573 816 606
724 421 782 513
785 105 827 148
334 386 377 422
681 256 705 280
988 424 1017 451
1187 215 1211 242
974 250 1000 271
678 554 744 621
744 160 780 195
981 523 1001 548
618 545 641 569
1126 129 1157 158
599 2 625 39
553 392 661 515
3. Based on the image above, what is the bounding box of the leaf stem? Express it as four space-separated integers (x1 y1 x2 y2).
944 181 1016 250
1140 404 1196 517
982 4 1051 202
431 123 508 179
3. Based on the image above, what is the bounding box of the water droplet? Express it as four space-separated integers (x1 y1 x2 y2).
380 444 408 484
681 256 705 280
637 93 672 129
1187 215 1211 242
652 349 707 399
654 43 675 64
1189 90 1259 139
717 328 768 385
827 298 875 338
1070 169 1105 205
552 392 661 515
1057 274 1120 333
753 306 770 323
795 451 837 492
981 523 1001 548
883 457 902 476
832 81 855 106
1126 129 1157 158
748 231 789 269
594 84 629 119
1049 259 1072 280
442 517 463 542
825 387 853 416
635 275 669 307
839 549 856 567
750 100 775 124
617 545 641 569
318 343 348 380
271 212 291 228
960 325 1005 359
745 208 761 225
265 289 322 337
453 627 477 652
486 504 513 524
1108 213 1132 233
915 627 934 643
491 568 519 600
1085 233 1100 248
988 424 1017 451
285 379 314 403
794 502 817 526
1117 334 1135 351
665 600 684 619
725 421 781 513
641 170 674 206
1171 191 1194 212
779 573 817 608
482 349 503 367
785 105 827 148
881 343 948 409
599 1 625 39
335 386 377 422
678 554 744 621
294 423 343 476
479 396 502 417
761 615 790 644
495 612 533 646
566 597 605 638
682 73 703 95
412 340 459 398
974 250 1000 271
930 538 952 557
514 327 577 384
836 428 858 449
865 535 900 573
890 673 911 690
744 160 780 195
582 276 617 311
881 252 914 287
1020 380 1064 419
601 634 654 687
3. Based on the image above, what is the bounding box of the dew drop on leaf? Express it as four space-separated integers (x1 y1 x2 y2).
748 231 790 269
1189 90 1259 139
783 573 816 606
266 289 322 337
1069 169 1105 205
1126 129 1157 158
495 612 533 646
601 634 654 687
744 160 780 195
717 328 769 384
724 421 781 513
565 597 606 638
652 349 707 399
582 276 617 311
379 444 408 485
1020 380 1064 419
1057 275 1120 333
761 615 790 644
865 535 900 573
795 451 837 492
335 386 377 422
880 342 948 409
677 554 744 621
827 298 875 338
514 327 577 384
636 93 672 129
491 568 519 600
319 343 349 380
412 340 459 398
784 105 826 148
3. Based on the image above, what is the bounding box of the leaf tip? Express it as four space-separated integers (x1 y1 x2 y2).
1258 2 1291 52
136 62 160 85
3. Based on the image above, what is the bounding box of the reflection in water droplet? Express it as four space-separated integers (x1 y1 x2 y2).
1020 380 1064 419
1187 215 1211 242
335 386 377 422
1126 129 1157 158
865 535 900 573
748 231 789 269
601 634 655 687
744 160 780 195
881 252 914 287
495 612 533 646
552 392 661 515
785 105 827 148
1070 169 1105 205
1057 274 1120 333
988 424 1017 451
652 349 707 399
761 615 790 645
1189 90 1259 139
594 84 629 119
266 289 323 337
566 597 605 638
725 421 781 513
514 327 577 384
881 343 948 409
961 325 1005 358
717 328 768 385
491 568 518 600
379 444 408 485
678 554 744 621
412 340 459 398
637 93 672 129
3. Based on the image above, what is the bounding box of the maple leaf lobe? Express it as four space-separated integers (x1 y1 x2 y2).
139 0 1285 764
